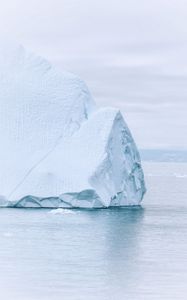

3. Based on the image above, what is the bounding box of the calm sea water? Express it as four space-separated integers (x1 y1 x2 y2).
0 162 187 300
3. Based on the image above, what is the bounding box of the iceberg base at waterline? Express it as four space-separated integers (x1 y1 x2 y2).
0 44 146 208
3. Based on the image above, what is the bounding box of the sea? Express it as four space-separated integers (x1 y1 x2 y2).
0 158 187 300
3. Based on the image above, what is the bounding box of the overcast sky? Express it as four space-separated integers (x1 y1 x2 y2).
0 0 187 149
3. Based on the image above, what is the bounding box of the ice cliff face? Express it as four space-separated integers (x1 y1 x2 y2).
0 44 145 208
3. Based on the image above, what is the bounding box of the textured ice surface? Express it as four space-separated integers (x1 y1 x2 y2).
0 44 145 208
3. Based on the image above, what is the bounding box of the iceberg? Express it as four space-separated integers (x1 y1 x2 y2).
0 44 145 208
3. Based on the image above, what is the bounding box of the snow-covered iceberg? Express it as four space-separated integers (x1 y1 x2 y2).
0 44 145 208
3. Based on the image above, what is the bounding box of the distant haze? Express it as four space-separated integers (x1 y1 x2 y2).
0 0 187 149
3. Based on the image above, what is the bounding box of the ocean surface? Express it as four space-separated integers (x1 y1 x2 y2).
0 162 187 300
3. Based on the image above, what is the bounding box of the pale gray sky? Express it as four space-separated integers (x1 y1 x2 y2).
0 0 187 149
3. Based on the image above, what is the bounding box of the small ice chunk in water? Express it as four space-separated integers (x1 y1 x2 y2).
49 208 76 215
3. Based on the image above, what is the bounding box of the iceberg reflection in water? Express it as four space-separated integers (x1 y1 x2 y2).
0 207 144 300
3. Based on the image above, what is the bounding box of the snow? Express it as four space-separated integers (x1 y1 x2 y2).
0 44 146 208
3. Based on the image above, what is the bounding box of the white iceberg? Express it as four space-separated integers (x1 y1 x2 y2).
0 44 145 208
